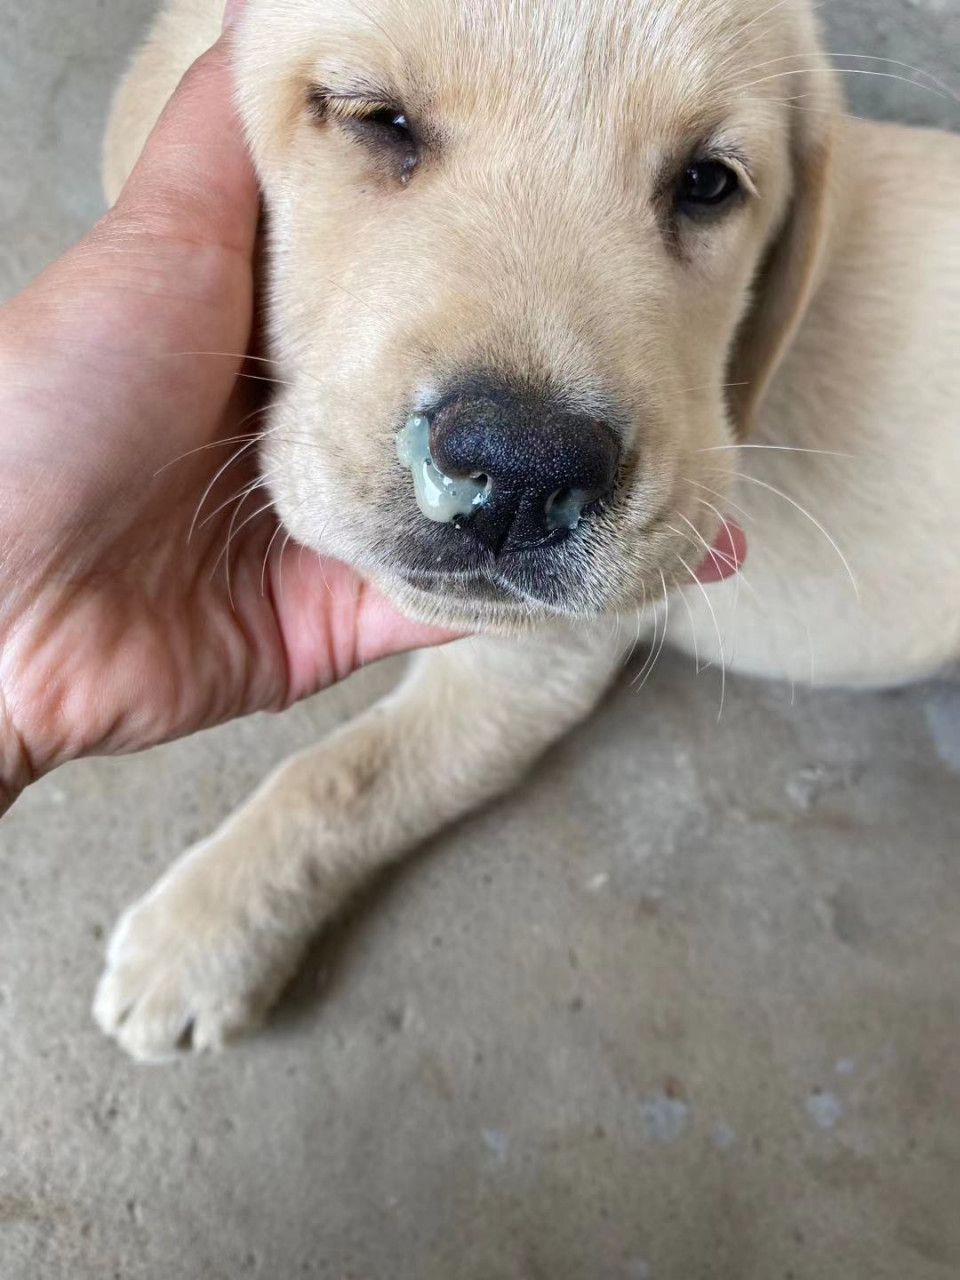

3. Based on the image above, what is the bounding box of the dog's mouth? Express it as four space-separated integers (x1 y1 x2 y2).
388 518 746 620
400 569 522 602
397 557 561 612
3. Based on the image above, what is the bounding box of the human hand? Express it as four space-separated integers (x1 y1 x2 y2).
0 23 456 809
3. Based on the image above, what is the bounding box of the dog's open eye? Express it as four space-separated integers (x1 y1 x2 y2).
677 161 740 211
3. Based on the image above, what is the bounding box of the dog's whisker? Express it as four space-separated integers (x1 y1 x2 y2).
735 92 873 125
670 571 702 673
154 427 269 477
686 497 751 661
653 570 672 687
630 575 665 689
634 570 672 695
188 436 264 545
161 346 355 397
178 402 281 517
231 371 295 388
631 599 660 691
684 478 756 531
169 350 285 367
684 484 821 690
321 274 405 327
773 102 873 124
697 444 857 459
735 67 954 105
275 527 297 605
673 380 752 397
197 472 269 533
674 512 733 590
676 553 727 720
213 497 278 610
157 413 333 481
609 608 623 648
729 0 827 63
682 486 770 612
162 351 296 388
625 585 648 668
734 0 798 44
260 516 289 599
311 534 334 597
736 52 960 105
168 402 279 485
728 469 860 601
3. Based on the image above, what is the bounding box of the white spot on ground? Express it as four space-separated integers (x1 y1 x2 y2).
711 1121 737 1151
640 1094 689 1144
786 763 855 811
587 873 610 892
481 1130 509 1164
806 1090 843 1131
835 1058 856 1076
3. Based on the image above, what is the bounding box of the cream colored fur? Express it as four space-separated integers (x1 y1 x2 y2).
95 0 960 1060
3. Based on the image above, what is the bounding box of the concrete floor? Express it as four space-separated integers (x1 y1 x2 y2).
2 2 960 1278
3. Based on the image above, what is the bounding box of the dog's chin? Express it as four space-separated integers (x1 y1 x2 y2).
371 567 587 634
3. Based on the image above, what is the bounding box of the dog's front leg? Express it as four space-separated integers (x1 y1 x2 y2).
94 621 623 1060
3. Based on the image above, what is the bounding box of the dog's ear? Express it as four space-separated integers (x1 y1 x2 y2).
728 58 840 436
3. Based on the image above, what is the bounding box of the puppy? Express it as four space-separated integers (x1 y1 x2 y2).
95 0 960 1060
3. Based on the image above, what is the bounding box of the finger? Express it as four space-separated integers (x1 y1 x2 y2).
0 29 260 489
222 0 246 29
112 33 259 259
269 552 462 700
354 588 464 674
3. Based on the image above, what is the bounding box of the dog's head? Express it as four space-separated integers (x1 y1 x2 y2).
235 0 838 629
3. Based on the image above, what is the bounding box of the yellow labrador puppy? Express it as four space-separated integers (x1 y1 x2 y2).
95 0 960 1060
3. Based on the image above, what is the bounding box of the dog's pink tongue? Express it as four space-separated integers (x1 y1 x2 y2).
693 518 747 585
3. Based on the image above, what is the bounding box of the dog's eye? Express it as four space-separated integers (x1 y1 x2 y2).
349 107 419 179
677 161 740 211
356 109 419 181
310 90 420 182
363 107 412 139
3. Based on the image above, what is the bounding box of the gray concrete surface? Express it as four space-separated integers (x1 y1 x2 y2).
2 2 960 1278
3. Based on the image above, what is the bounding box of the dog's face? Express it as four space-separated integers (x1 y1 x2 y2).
236 0 835 628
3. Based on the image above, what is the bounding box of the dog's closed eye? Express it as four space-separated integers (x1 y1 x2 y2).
309 87 420 182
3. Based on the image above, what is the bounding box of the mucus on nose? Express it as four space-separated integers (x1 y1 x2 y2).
397 413 492 524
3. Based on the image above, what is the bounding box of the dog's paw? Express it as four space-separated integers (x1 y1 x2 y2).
93 853 306 1063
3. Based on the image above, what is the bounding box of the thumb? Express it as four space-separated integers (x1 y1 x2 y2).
0 26 261 489
111 31 259 260
222 0 247 29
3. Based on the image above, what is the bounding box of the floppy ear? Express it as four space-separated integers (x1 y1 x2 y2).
728 59 840 436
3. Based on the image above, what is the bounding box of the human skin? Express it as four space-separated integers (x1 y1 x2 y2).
0 21 455 812
0 0 745 816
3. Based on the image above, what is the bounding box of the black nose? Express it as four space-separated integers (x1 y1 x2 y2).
428 379 620 555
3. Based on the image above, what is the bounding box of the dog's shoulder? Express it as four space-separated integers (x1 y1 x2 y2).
834 116 960 231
